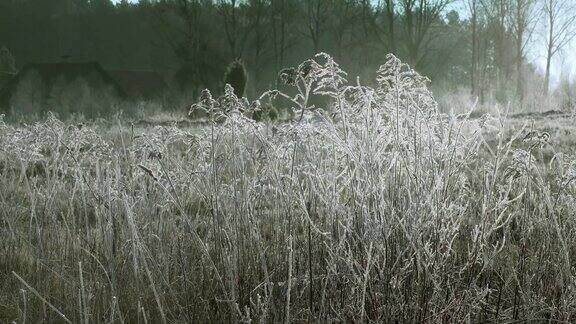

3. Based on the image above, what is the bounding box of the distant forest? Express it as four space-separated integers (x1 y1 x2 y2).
0 0 573 104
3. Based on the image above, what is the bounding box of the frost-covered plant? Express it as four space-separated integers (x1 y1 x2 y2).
3 53 576 324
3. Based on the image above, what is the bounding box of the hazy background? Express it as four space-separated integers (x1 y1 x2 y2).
1 0 575 117
107 0 576 85
109 0 576 84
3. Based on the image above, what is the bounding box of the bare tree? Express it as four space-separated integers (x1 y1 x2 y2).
153 0 224 92
467 0 480 95
330 0 358 59
303 0 329 53
383 0 397 54
481 0 512 90
374 0 397 55
400 0 453 69
270 0 289 70
542 0 576 93
217 0 251 57
510 0 538 101
245 0 271 91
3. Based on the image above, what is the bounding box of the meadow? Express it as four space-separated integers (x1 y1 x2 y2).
1 54 576 323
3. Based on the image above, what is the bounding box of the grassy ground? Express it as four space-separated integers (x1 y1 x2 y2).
1 54 576 323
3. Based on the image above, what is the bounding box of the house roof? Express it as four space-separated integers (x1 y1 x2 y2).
0 63 169 114
18 62 123 91
0 62 127 111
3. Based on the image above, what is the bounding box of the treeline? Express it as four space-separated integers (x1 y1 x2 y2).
0 0 574 107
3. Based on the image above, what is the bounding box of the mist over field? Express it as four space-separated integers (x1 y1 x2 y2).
1 0 576 323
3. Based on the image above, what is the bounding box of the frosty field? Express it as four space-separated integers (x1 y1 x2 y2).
1 55 576 323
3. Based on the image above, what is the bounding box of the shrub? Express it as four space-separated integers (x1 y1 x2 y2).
223 59 247 98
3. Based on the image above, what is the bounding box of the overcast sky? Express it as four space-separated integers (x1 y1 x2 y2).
112 0 575 83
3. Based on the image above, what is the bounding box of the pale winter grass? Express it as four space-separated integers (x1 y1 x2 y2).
1 54 576 323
